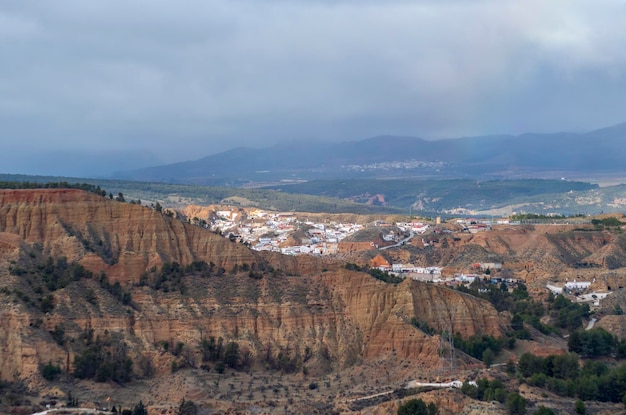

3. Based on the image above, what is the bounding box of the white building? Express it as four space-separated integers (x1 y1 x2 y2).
546 284 563 295
565 280 592 290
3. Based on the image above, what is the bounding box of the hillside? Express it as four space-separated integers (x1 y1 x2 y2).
3 188 626 413
0 188 509 414
0 175 403 215
266 178 606 215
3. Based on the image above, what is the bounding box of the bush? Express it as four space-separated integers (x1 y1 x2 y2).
40 294 55 313
482 348 495 368
461 378 507 403
215 361 226 374
41 362 61 381
50 325 65 346
591 217 623 227
453 333 504 361
397 398 438 415
533 406 554 415
177 399 198 415
132 401 147 415
568 328 618 357
506 392 526 415
575 399 586 415
410 317 436 335
73 332 133 383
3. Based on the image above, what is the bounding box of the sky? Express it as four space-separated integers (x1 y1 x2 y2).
1 0 626 177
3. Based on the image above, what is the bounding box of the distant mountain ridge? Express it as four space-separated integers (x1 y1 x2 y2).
115 122 626 184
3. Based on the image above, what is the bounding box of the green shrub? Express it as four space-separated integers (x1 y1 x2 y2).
533 406 554 415
506 392 526 415
41 362 61 381
177 399 198 415
397 398 438 415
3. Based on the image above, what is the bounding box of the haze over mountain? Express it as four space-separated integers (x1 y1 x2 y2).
115 122 626 185
3 2 626 178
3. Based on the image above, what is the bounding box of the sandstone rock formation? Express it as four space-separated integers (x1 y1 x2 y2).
0 189 509 389
0 189 260 285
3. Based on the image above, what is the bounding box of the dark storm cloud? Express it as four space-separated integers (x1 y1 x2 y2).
1 0 625 175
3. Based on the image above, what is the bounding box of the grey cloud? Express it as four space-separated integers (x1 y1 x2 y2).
1 0 625 176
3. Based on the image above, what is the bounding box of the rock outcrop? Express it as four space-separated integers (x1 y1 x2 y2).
0 189 260 285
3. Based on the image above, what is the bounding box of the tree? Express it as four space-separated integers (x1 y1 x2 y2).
506 392 526 415
223 341 240 369
178 399 198 415
518 352 543 378
132 401 147 415
574 399 586 415
397 398 438 415
532 407 554 415
550 353 580 379
67 391 79 407
506 359 516 375
483 348 495 368
461 381 478 399
511 314 524 331
568 330 583 354
568 328 617 357
41 362 61 381
575 376 598 401
40 294 55 313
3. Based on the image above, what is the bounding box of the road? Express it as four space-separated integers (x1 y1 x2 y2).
379 231 415 250
32 409 111 415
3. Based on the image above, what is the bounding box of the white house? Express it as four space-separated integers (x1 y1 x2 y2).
565 280 592 290
546 284 563 295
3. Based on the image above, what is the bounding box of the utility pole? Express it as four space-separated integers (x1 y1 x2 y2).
436 305 456 381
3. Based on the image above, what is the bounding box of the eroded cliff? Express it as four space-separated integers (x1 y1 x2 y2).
0 189 262 285
0 189 508 388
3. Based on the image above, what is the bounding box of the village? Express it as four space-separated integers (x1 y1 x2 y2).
200 207 432 256
195 207 612 309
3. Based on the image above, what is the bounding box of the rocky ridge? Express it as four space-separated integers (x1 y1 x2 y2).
0 189 509 414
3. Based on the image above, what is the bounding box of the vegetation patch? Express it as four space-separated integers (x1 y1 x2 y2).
516 350 626 403
345 263 403 284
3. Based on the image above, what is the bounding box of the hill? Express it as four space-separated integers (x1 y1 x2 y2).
0 174 402 215
114 122 626 184
0 188 507 413
3 187 626 414
265 178 603 215
5 174 626 217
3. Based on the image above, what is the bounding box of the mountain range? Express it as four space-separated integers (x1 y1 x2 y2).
115 122 626 185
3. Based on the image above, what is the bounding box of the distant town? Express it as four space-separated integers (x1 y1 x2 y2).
343 159 447 172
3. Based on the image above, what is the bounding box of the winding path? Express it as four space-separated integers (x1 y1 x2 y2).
585 318 597 330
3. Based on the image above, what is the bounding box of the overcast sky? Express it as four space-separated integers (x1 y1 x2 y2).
1 0 626 176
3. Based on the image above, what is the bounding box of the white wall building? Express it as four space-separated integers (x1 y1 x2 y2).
565 280 592 290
